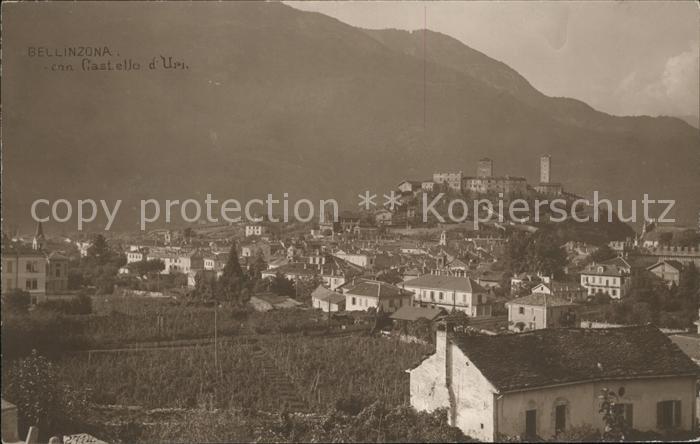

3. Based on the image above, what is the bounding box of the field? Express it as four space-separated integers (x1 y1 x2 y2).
56 335 431 414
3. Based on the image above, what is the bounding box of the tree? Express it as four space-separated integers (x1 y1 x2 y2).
127 259 165 278
2 289 31 313
598 388 628 440
2 351 64 438
217 242 247 304
86 234 111 266
270 273 295 297
591 245 617 263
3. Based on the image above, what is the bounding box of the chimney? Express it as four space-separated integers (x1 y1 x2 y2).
435 322 453 358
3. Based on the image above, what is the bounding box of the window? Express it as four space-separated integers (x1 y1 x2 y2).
525 409 537 437
612 289 617 297
614 403 634 429
352 297 356 305
7 261 13 273
519 307 525 315
439 292 443 301
26 261 38 273
657 400 681 429
25 279 37 290
430 291 435 300
555 404 566 433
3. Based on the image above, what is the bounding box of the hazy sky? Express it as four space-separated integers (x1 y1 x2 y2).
287 1 700 120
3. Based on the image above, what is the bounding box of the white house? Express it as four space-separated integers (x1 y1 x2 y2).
311 285 346 312
245 224 269 237
402 274 492 316
580 257 632 299
343 279 412 313
409 325 699 441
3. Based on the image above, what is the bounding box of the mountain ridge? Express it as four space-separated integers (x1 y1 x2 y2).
2 1 698 231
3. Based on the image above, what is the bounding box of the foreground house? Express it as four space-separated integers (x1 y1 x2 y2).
409 325 699 441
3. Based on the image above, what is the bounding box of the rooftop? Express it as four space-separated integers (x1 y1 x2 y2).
403 274 487 293
452 325 700 392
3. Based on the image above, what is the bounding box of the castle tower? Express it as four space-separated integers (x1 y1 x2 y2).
32 221 45 251
477 158 493 178
540 155 551 184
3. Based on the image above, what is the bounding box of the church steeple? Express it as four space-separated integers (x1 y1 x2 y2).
32 221 45 250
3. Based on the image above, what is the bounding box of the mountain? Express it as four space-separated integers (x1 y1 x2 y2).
674 115 699 129
2 2 699 232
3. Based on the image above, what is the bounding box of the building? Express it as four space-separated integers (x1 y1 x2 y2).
241 240 271 261
333 250 374 269
249 293 302 312
245 224 269 237
433 172 463 192
409 325 699 441
311 285 346 312
46 252 69 294
647 260 684 287
402 274 492 316
343 279 412 313
580 257 632 300
533 155 564 196
463 175 528 195
477 158 493 178
506 293 579 331
1 246 48 303
531 280 586 302
397 180 422 194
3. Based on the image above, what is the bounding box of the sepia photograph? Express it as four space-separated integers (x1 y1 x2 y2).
1 1 699 443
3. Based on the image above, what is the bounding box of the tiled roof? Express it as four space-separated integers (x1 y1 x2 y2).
311 285 345 304
390 306 445 322
402 274 486 293
344 280 411 299
453 326 700 392
506 293 578 307
647 260 684 272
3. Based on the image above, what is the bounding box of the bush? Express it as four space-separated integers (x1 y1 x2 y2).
2 351 64 438
38 294 92 315
2 289 31 313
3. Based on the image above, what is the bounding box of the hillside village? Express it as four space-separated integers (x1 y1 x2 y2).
2 155 699 443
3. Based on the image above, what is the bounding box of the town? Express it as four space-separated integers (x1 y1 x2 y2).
2 155 699 443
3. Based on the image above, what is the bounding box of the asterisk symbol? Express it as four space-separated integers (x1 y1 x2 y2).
358 191 377 210
383 191 402 210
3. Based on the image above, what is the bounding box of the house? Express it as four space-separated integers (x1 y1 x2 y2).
46 252 69 294
333 250 375 269
344 279 412 313
249 293 302 312
432 172 463 192
580 257 632 300
374 209 393 226
241 240 271 261
409 325 699 441
311 285 346 312
647 260 684 287
1 245 48 304
397 180 422 194
402 274 492 316
245 224 268 237
531 280 586 302
421 181 435 192
506 293 580 331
